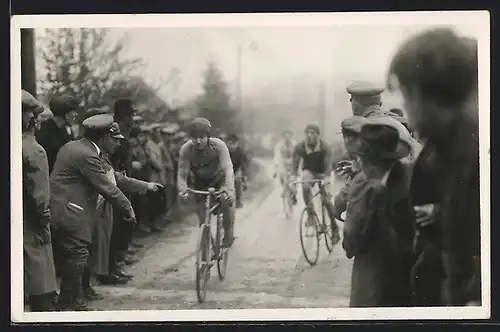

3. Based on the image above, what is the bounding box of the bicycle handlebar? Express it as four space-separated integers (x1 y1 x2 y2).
186 188 226 196
288 179 332 185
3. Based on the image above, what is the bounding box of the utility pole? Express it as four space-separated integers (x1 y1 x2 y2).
318 81 326 135
236 43 242 113
21 28 37 97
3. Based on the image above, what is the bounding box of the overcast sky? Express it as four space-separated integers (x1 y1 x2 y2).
106 23 479 106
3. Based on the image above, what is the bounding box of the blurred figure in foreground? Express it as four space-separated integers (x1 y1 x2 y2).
22 90 58 312
388 27 480 306
226 133 249 208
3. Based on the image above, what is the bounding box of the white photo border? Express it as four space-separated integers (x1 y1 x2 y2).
10 10 491 323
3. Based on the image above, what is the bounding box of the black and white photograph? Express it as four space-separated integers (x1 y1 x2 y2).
11 11 490 322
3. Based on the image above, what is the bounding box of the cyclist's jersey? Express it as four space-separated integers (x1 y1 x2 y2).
177 137 235 193
274 139 296 173
292 139 333 176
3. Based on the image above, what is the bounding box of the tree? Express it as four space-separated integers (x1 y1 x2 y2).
36 28 146 110
196 61 239 133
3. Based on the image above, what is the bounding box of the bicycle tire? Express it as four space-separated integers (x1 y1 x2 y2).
195 224 210 303
299 208 320 266
323 204 334 253
216 213 229 280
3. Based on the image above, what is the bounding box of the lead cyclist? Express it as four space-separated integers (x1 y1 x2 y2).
177 118 236 247
273 129 298 205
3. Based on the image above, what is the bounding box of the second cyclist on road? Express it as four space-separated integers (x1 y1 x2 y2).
291 123 340 245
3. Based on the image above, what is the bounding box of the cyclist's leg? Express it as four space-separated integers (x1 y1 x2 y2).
319 182 340 238
302 170 315 224
234 169 243 208
220 200 235 247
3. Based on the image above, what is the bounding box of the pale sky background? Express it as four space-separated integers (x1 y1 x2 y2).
107 24 479 106
33 22 480 138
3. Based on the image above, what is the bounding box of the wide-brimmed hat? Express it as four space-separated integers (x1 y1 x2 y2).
50 94 81 116
340 115 412 160
114 99 137 118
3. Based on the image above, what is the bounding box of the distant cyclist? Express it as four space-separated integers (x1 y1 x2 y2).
273 128 297 204
177 118 236 247
291 123 340 244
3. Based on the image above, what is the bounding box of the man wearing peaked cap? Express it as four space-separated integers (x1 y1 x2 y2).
36 94 81 174
346 81 385 118
49 110 137 311
22 89 58 311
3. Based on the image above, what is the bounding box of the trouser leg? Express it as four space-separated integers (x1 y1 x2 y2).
57 235 89 310
221 201 235 246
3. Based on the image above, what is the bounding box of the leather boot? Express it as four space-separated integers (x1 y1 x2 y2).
29 293 55 312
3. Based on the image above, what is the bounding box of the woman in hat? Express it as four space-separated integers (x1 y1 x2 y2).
342 116 416 307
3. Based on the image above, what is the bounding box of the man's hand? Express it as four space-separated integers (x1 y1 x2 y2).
35 226 51 245
335 160 353 177
124 208 137 224
132 161 142 170
221 190 235 206
414 204 436 227
147 182 163 192
178 190 190 204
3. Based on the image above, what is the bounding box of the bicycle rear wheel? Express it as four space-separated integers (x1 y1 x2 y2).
216 214 228 280
195 224 211 303
299 208 320 266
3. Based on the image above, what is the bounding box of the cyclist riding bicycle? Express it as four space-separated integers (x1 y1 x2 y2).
177 117 236 247
291 122 340 244
273 128 297 204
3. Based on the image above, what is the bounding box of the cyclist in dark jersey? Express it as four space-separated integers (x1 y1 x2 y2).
291 122 340 245
177 118 236 247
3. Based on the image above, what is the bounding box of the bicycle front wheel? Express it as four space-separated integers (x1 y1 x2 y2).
299 208 320 266
195 224 211 303
216 214 229 280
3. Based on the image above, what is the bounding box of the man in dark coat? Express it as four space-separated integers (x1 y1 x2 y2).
342 115 416 307
388 28 480 306
107 99 142 282
50 110 137 311
36 94 80 173
22 90 58 312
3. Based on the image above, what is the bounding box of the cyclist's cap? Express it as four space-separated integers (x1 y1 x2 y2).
189 117 212 136
305 123 320 134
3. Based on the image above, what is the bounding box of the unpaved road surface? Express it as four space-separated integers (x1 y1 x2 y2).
89 160 353 310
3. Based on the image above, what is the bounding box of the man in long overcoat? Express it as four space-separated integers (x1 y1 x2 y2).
50 110 137 311
22 90 58 312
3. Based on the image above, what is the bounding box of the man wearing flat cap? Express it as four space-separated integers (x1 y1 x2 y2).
342 116 416 307
36 94 80 174
22 90 58 312
49 110 137 311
